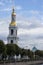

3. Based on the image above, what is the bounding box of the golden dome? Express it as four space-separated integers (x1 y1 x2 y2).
12 12 16 16
10 22 16 26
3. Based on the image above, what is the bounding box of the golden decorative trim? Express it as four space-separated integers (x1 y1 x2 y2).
10 22 16 26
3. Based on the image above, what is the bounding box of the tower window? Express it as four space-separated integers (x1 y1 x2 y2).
11 40 13 43
11 29 13 35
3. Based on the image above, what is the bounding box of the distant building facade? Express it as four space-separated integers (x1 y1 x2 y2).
7 8 18 44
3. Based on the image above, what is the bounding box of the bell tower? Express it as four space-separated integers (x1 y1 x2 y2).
7 3 18 44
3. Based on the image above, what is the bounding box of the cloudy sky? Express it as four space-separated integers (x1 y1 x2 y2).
0 0 43 50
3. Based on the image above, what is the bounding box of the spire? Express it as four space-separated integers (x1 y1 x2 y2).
10 8 16 26
12 8 14 13
12 8 16 16
12 0 16 16
10 0 16 26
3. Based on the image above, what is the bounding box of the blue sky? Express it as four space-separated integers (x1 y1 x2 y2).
0 0 43 50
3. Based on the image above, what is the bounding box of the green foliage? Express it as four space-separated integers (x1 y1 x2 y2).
28 50 33 58
0 40 5 54
0 40 7 60
6 44 21 56
14 44 21 56
21 49 26 57
6 44 15 56
0 40 43 60
35 50 43 57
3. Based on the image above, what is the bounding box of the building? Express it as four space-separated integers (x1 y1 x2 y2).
7 8 18 44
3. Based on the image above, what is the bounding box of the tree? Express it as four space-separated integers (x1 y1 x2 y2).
20 49 28 57
0 40 5 54
0 40 6 60
35 50 43 57
14 44 21 56
6 44 15 56
6 44 20 55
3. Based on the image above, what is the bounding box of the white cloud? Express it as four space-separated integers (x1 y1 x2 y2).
16 10 43 50
16 6 22 10
0 5 22 12
29 10 39 15
18 27 43 36
0 9 43 50
0 8 11 11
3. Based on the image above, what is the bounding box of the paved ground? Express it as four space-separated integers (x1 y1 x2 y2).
0 62 29 65
0 61 43 65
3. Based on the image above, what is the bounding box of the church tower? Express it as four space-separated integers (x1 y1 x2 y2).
7 8 18 44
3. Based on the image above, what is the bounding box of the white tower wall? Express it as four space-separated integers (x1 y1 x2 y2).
7 8 18 44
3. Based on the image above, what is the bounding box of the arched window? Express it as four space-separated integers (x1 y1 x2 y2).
11 29 13 35
11 40 13 43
